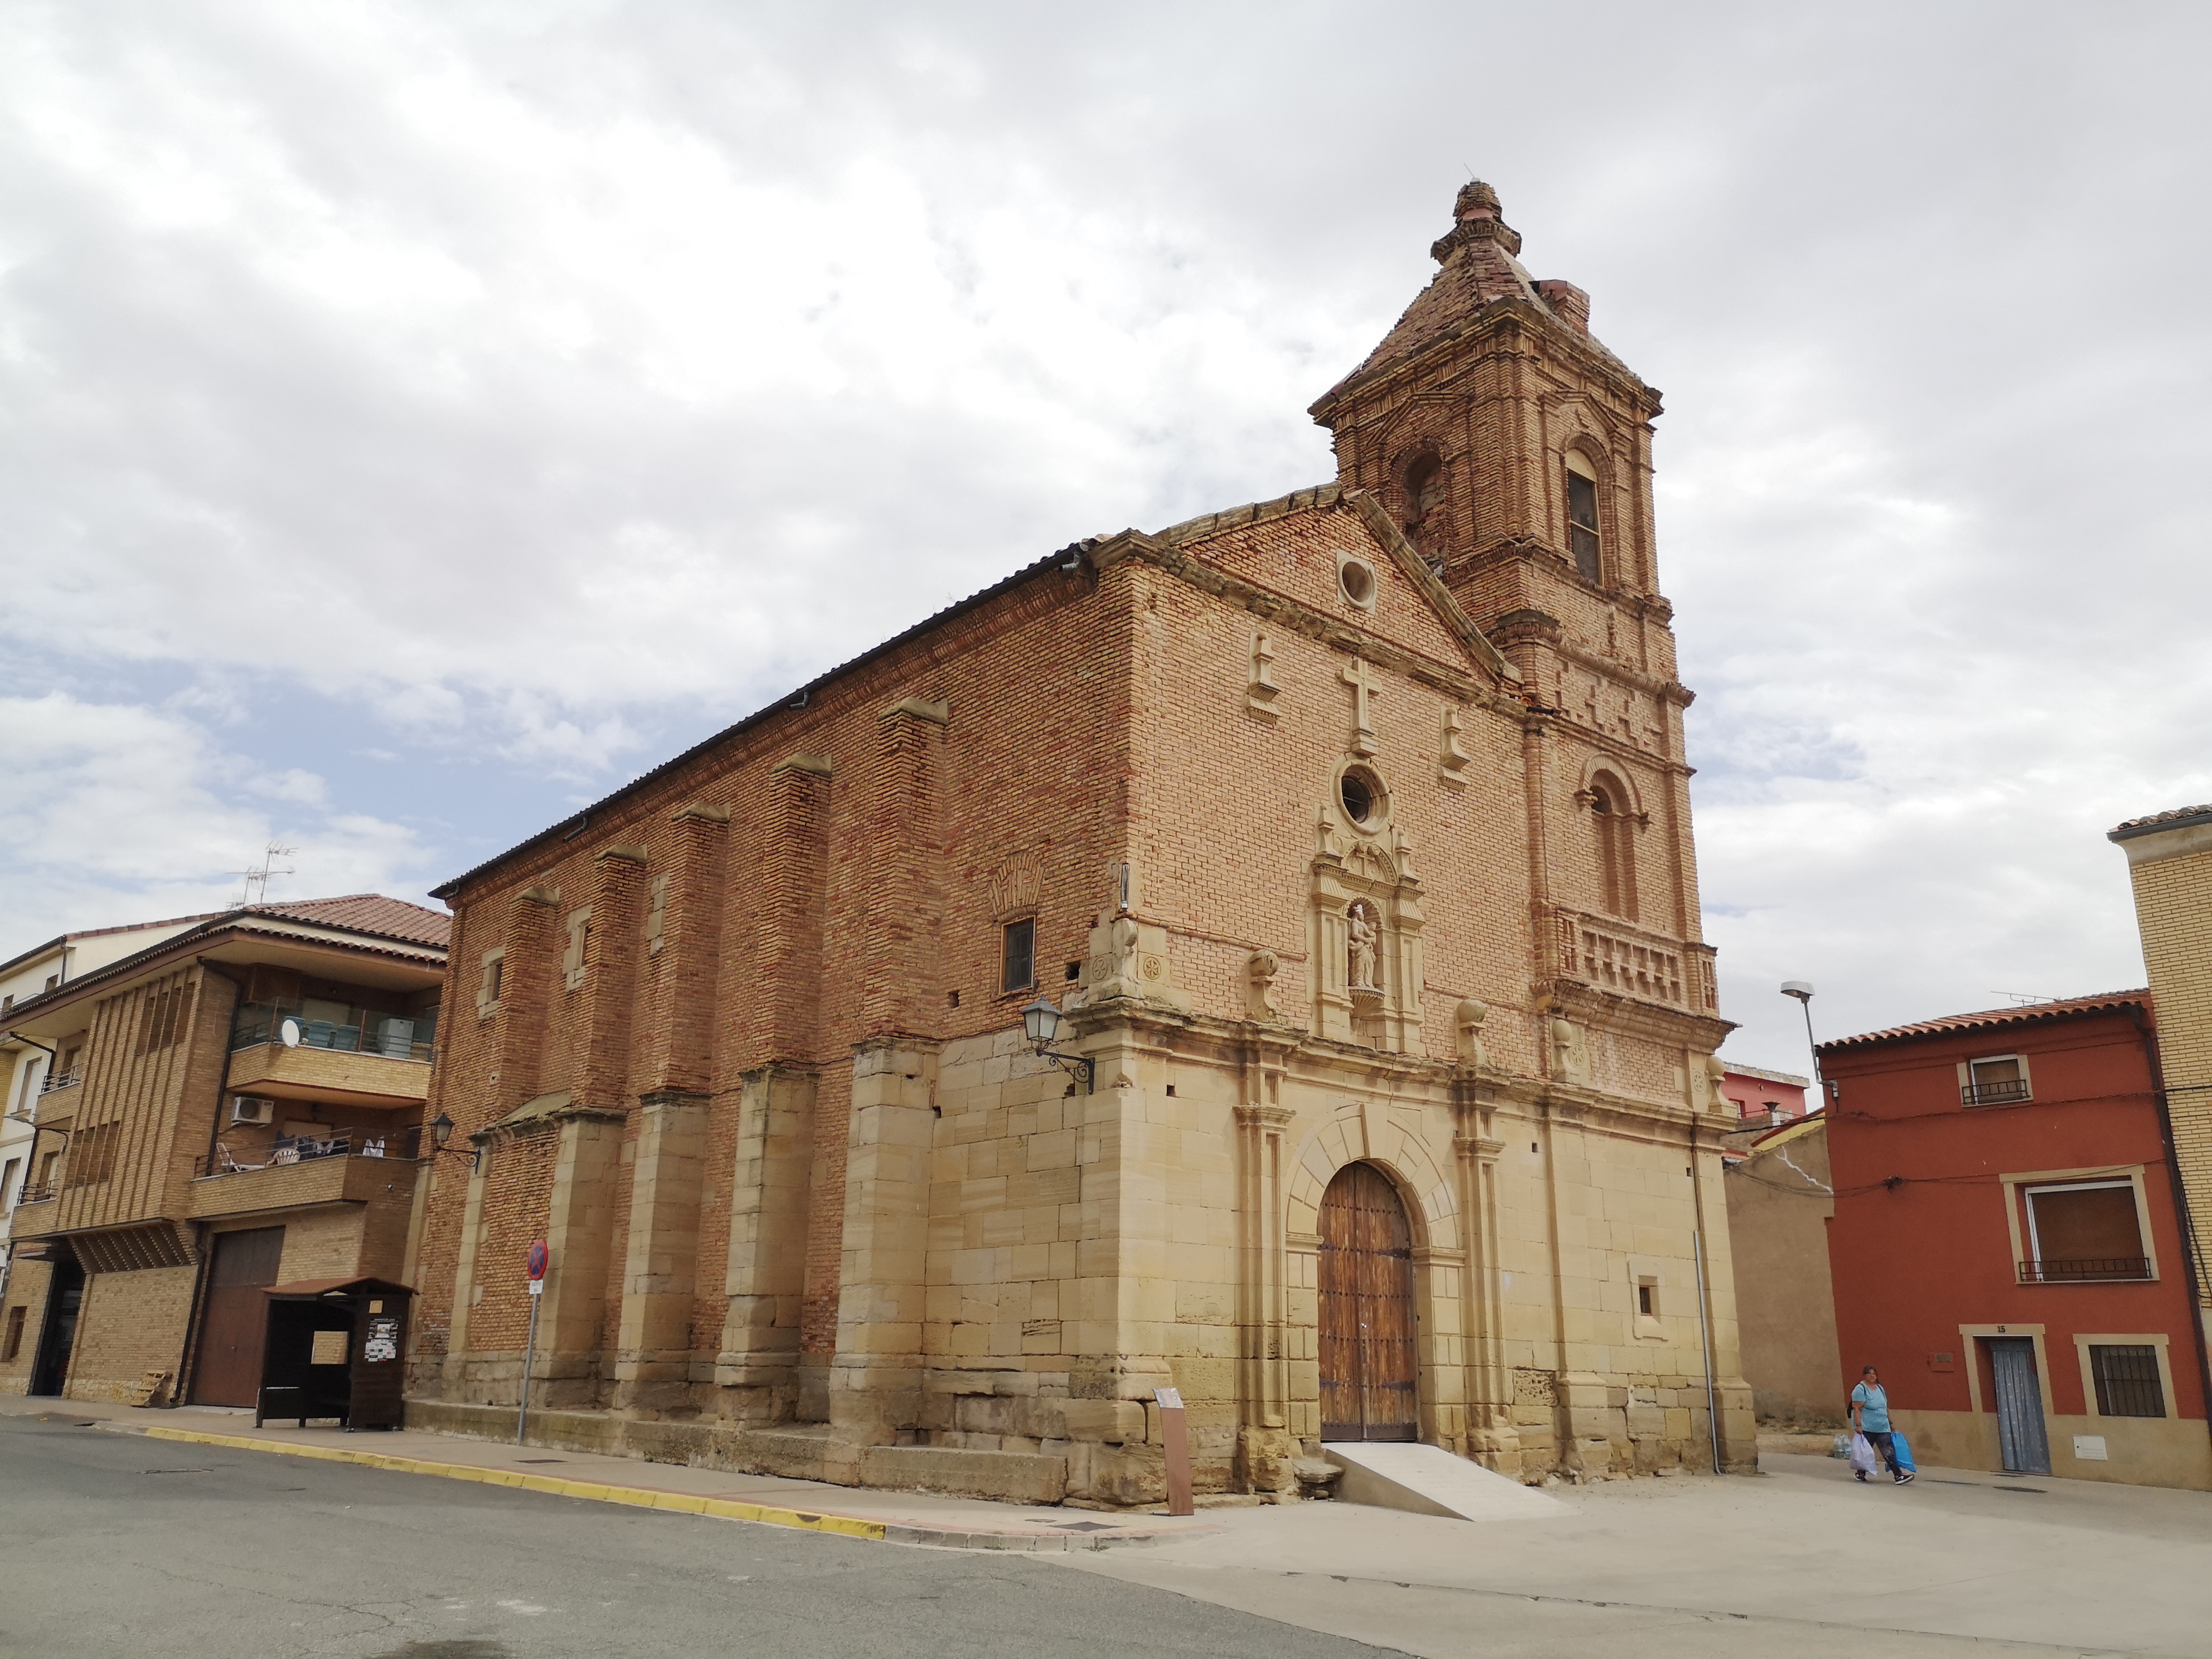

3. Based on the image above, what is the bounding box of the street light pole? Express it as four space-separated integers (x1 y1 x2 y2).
1781 981 1826 1108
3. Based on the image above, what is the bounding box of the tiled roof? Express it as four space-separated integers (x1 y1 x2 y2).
1819 989 2151 1053
253 895 450 948
1311 182 1644 414
2109 804 2212 840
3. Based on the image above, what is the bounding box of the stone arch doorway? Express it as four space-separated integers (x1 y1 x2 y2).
1318 1161 1419 1442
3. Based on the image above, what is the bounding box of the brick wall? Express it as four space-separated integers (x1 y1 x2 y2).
66 1263 197 1403
2119 819 2212 1307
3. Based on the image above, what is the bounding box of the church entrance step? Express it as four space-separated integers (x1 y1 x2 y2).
1322 1440 1567 1522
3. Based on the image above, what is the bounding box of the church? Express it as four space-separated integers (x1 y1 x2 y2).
404 181 1757 1505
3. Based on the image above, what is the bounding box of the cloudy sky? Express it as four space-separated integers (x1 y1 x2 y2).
2 1 2206 1072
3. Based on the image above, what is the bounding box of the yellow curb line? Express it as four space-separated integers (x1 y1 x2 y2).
139 1425 887 1541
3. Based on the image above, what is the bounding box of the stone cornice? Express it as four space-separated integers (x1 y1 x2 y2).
1075 998 1727 1132
1311 298 1661 430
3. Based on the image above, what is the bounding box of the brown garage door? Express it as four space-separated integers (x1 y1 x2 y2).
1318 1162 1419 1442
191 1228 285 1406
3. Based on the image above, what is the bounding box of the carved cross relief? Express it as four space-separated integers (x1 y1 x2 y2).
1340 657 1382 756
1439 706 1472 787
1247 630 1280 722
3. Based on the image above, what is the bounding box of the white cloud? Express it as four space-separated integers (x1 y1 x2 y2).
0 693 435 944
0 1 2206 1065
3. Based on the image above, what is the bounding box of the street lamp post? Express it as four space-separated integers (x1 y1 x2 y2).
1780 981 1828 1108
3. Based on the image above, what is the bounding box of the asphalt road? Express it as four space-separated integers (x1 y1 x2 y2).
0 1413 1397 1659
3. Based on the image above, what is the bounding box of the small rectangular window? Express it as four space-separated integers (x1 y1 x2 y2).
1637 1283 1656 1317
1566 471 1602 584
2 1305 24 1362
0 1158 17 1209
1964 1055 2029 1105
478 950 505 1015
2090 1345 2166 1418
2022 1182 2147 1282
1001 918 1036 995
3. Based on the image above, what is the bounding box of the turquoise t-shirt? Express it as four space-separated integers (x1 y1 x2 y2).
1852 1381 1890 1433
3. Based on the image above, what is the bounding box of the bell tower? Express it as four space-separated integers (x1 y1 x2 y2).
1312 178 1717 1013
1308 180 1680 716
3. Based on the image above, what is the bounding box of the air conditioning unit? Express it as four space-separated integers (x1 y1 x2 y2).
230 1095 276 1126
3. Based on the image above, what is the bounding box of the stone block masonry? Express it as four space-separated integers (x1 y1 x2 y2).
408 181 1757 1507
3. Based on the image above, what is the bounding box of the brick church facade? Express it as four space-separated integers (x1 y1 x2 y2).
406 181 1756 1503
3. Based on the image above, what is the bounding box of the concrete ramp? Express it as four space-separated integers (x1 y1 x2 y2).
1323 1441 1567 1522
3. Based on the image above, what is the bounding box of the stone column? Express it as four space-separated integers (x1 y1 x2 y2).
439 1150 493 1396
716 1064 817 1417
1452 1089 1519 1473
536 1108 626 1409
1234 1068 1296 1493
613 1091 710 1414
826 1037 939 1462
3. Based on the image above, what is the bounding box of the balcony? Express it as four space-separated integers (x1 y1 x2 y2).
189 1134 420 1220
2018 1256 2152 1284
231 1001 435 1060
1963 1078 2031 1105
1555 911 1720 1014
225 1040 432 1108
39 1070 80 1095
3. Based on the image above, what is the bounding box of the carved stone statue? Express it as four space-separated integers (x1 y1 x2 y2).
1347 903 1379 991
1454 998 1488 1066
1245 949 1280 1021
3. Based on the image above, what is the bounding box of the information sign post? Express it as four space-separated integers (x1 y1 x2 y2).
1154 1386 1194 1517
518 1241 549 1445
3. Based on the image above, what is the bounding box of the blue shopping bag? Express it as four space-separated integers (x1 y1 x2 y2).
1891 1432 1915 1473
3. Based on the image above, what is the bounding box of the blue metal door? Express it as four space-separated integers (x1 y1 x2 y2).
1988 1337 2050 1474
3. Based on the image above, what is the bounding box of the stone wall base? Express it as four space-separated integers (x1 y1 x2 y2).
402 1399 1070 1504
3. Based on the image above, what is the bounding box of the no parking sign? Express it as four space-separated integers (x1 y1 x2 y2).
526 1240 550 1294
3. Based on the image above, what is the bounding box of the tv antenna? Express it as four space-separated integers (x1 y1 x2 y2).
230 842 296 908
1996 991 2060 1007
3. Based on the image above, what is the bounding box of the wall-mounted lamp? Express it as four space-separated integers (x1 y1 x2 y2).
428 1112 480 1171
1021 998 1095 1093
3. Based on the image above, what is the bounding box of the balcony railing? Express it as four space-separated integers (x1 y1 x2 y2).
39 1070 80 1095
229 1001 436 1064
198 1126 422 1179
2018 1256 2151 1283
16 1181 55 1205
1963 1078 2031 1105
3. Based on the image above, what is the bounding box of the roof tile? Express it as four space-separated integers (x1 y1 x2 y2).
1820 989 2150 1052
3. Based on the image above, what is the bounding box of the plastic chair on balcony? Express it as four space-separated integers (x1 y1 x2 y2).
214 1142 266 1175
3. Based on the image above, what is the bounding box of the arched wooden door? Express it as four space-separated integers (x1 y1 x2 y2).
1318 1161 1419 1441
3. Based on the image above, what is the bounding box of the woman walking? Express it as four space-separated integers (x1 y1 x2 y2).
1852 1364 1913 1485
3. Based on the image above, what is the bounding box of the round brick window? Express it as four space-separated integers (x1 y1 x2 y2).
1338 558 1376 607
1340 767 1384 827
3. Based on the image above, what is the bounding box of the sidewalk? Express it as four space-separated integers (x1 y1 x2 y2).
0 1396 1214 1553
1063 1451 2212 1658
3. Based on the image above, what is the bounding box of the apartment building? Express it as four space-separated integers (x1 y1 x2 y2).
0 897 446 1406
0 914 224 1304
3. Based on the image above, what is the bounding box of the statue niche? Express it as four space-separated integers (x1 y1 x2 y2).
1310 764 1425 1054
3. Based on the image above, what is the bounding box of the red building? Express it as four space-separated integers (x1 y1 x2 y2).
1820 992 2211 1489
1716 1062 1810 1126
